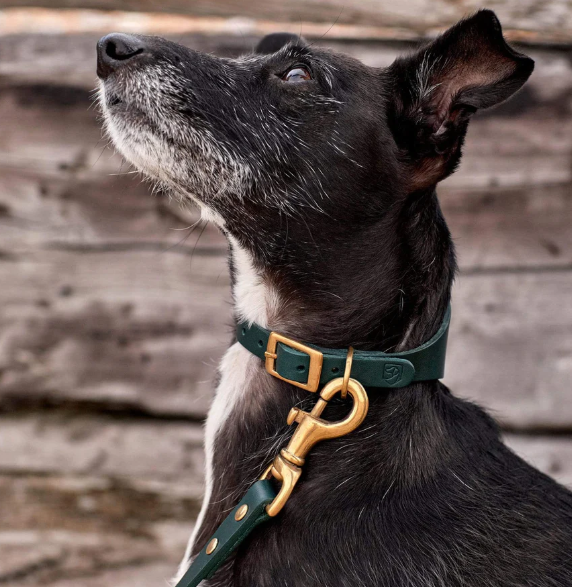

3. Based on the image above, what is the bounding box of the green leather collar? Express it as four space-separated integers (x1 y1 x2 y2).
237 306 451 391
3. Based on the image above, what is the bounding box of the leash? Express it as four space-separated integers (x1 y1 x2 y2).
174 307 451 587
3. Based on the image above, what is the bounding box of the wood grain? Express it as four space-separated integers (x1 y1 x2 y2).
3 414 571 496
0 474 194 583
0 414 205 488
3 246 571 428
505 435 572 488
0 248 231 417
446 271 572 429
0 3 570 44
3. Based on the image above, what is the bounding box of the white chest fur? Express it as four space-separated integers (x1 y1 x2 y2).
230 236 280 328
174 239 279 582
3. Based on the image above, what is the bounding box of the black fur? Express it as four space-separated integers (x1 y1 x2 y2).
97 10 572 586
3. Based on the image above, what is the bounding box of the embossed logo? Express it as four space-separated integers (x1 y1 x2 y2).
383 363 403 385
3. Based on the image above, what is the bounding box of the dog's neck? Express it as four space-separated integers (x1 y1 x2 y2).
229 188 455 355
214 187 458 503
186 190 457 564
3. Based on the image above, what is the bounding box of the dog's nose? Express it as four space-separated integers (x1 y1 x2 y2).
97 33 146 79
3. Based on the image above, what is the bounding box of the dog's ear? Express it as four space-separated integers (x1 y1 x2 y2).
255 33 307 55
388 9 534 190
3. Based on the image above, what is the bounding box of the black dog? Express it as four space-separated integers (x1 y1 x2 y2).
97 10 572 586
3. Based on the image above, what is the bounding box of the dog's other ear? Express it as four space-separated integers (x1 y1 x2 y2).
388 9 534 190
255 32 307 55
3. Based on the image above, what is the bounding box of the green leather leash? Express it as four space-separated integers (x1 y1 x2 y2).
175 308 451 586
237 305 451 392
175 480 276 587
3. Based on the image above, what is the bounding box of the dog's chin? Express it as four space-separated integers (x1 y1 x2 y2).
98 82 252 229
101 111 227 228
99 97 182 186
104 116 163 178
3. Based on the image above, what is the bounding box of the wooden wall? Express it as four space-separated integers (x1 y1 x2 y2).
0 5 571 585
0 1 570 44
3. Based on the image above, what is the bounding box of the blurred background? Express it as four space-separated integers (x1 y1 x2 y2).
0 0 570 585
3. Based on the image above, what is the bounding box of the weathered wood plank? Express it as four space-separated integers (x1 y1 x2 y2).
38 563 176 587
2 171 571 271
0 165 226 253
0 83 226 252
0 473 193 584
3 415 572 495
0 5 570 45
0 413 199 584
4 169 571 271
0 34 569 189
0 533 178 586
505 435 572 488
0 414 204 490
36 563 175 587
2 27 571 89
445 184 572 271
2 173 571 273
0 249 230 417
3 414 572 494
446 271 572 430
0 413 571 586
0 49 570 262
0 426 571 585
0 412 200 581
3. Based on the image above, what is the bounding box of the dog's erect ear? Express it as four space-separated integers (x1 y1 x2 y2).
388 10 534 189
255 32 307 55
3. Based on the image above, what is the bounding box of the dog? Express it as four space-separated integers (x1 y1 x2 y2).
97 10 572 586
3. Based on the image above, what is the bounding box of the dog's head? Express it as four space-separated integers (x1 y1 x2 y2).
97 11 532 337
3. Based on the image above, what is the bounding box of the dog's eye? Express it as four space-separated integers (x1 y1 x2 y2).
283 67 312 83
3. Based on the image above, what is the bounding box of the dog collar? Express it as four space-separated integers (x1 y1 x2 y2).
177 307 451 587
237 305 451 392
175 306 451 587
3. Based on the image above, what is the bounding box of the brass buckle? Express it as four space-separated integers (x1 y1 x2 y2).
265 333 323 393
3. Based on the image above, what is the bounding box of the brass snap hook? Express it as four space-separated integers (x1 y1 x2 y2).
262 376 369 516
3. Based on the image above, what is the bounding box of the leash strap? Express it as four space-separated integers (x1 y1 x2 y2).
175 480 276 587
237 306 451 392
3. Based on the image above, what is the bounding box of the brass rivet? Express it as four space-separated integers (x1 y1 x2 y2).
234 504 248 521
205 538 218 555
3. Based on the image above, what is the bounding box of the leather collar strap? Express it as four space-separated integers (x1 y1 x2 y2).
237 306 451 392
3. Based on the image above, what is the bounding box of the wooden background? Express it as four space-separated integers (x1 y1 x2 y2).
0 2 571 585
